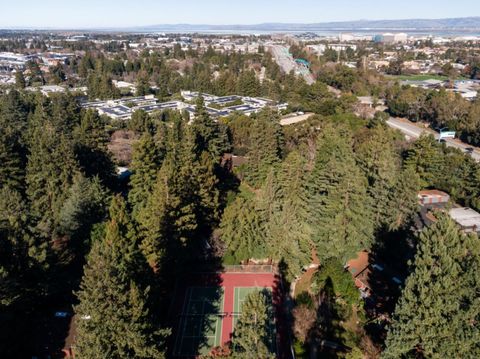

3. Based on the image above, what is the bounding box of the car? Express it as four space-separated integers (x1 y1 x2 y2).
54 311 70 318
372 264 384 271
392 276 403 285
465 147 474 153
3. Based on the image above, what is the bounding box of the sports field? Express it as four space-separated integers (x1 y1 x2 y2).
172 269 281 357
173 287 224 357
232 287 276 353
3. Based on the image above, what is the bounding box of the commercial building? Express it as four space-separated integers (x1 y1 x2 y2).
339 33 373 42
306 43 357 56
374 33 408 44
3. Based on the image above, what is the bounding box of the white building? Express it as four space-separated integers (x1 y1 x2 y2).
378 33 408 44
449 207 480 234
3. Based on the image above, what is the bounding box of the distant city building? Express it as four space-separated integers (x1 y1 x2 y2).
338 33 373 42
306 43 357 56
374 33 408 43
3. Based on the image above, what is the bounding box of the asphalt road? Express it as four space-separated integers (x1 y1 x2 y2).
386 117 480 162
268 45 314 85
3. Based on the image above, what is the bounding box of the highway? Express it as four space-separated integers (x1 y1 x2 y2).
386 117 480 162
268 45 314 85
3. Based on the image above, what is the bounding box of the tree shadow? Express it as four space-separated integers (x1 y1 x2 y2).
275 258 293 359
311 277 350 359
364 228 417 345
161 216 224 358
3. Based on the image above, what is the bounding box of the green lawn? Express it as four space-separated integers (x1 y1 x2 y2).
386 74 450 81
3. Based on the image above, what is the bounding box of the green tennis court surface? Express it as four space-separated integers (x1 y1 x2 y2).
174 287 224 357
233 287 277 353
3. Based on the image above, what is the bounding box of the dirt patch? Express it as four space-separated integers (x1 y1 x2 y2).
294 267 317 298
294 247 320 298
311 247 320 265
107 130 139 165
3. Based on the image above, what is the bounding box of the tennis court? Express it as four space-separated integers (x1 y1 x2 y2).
232 286 277 353
171 268 282 357
173 287 224 357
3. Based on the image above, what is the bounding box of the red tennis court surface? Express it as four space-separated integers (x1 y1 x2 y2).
171 266 288 358
220 271 277 345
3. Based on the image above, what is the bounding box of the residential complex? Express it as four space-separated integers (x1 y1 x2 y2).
81 91 288 120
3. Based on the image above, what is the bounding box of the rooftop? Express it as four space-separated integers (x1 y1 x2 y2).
449 207 480 232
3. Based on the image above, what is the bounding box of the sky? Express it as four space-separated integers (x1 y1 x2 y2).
1 0 479 29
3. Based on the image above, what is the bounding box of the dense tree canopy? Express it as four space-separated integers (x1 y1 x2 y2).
383 216 480 358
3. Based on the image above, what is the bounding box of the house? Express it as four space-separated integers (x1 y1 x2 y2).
415 190 450 231
449 207 480 234
417 190 450 206
113 80 136 93
346 251 371 296
221 153 248 172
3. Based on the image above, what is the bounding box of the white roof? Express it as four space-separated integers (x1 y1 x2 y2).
449 207 480 230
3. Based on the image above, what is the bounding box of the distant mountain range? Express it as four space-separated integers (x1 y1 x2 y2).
2 17 480 33
132 17 480 33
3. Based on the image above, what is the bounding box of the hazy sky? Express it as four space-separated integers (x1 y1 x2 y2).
1 0 479 28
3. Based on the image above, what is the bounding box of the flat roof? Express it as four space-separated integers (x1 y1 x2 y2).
99 105 132 116
449 207 480 230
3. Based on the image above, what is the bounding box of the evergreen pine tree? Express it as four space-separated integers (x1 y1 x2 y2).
0 91 29 192
219 195 268 262
0 187 48 306
26 122 79 237
236 69 261 97
15 71 26 89
194 151 221 230
57 174 108 253
74 196 168 358
230 290 275 359
308 125 373 263
244 109 283 188
355 126 401 230
264 152 311 278
383 216 480 358
137 163 170 270
388 167 420 230
0 127 25 192
74 109 116 186
129 132 164 217
136 72 151 96
404 135 445 188
192 96 230 158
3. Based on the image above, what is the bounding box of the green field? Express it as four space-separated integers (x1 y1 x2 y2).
386 74 450 81
174 287 224 357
